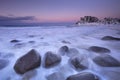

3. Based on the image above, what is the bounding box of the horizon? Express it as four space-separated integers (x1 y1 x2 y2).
0 0 120 26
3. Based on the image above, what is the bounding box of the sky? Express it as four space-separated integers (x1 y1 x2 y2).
0 0 120 25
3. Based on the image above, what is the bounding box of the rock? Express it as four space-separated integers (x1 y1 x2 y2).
67 48 79 57
61 40 71 44
14 49 41 74
14 43 26 48
69 56 87 71
46 72 65 80
10 39 20 43
40 37 44 39
28 35 36 38
88 46 110 53
101 36 120 41
58 46 69 55
93 54 120 67
44 51 61 68
66 72 99 80
28 41 35 44
0 59 9 70
100 70 120 80
22 70 37 80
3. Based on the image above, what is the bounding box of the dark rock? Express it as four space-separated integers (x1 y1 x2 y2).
44 51 61 68
28 35 36 38
101 36 120 41
28 41 35 44
100 70 120 80
70 56 87 71
46 72 65 80
14 49 41 74
66 72 99 80
10 39 20 43
67 48 79 57
14 43 26 48
40 37 44 39
93 54 120 67
22 70 37 80
58 46 69 55
88 46 110 53
0 59 9 70
61 40 71 44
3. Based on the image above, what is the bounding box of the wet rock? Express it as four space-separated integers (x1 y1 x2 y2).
44 51 61 68
46 72 65 80
28 41 35 44
14 43 26 48
28 35 36 38
40 37 44 39
88 46 110 53
58 46 69 55
22 70 37 80
101 36 120 41
101 70 120 80
14 49 41 74
10 39 20 43
0 59 9 70
93 54 120 67
69 56 87 71
66 72 99 80
61 40 71 44
67 48 79 57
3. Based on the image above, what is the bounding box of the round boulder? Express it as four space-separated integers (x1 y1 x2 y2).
93 54 120 67
88 46 110 53
14 49 41 74
69 56 87 71
101 36 120 41
10 39 20 43
67 48 79 57
46 72 65 80
66 72 99 80
58 46 69 56
44 51 61 68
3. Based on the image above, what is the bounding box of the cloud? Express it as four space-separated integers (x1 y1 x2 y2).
0 15 36 26
0 16 35 21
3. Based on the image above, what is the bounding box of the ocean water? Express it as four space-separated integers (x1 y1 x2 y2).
0 25 120 80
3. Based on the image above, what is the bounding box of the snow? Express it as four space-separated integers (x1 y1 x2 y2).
0 25 120 80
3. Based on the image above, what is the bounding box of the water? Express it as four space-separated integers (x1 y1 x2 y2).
0 25 120 80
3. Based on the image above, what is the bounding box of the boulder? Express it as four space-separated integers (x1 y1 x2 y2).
66 72 99 80
0 59 9 70
69 56 87 70
10 39 20 43
61 40 71 44
58 46 69 55
46 72 65 80
14 43 26 48
44 51 61 68
93 54 120 67
101 36 120 41
22 70 37 80
28 41 35 44
67 48 79 57
14 49 41 74
88 46 110 53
